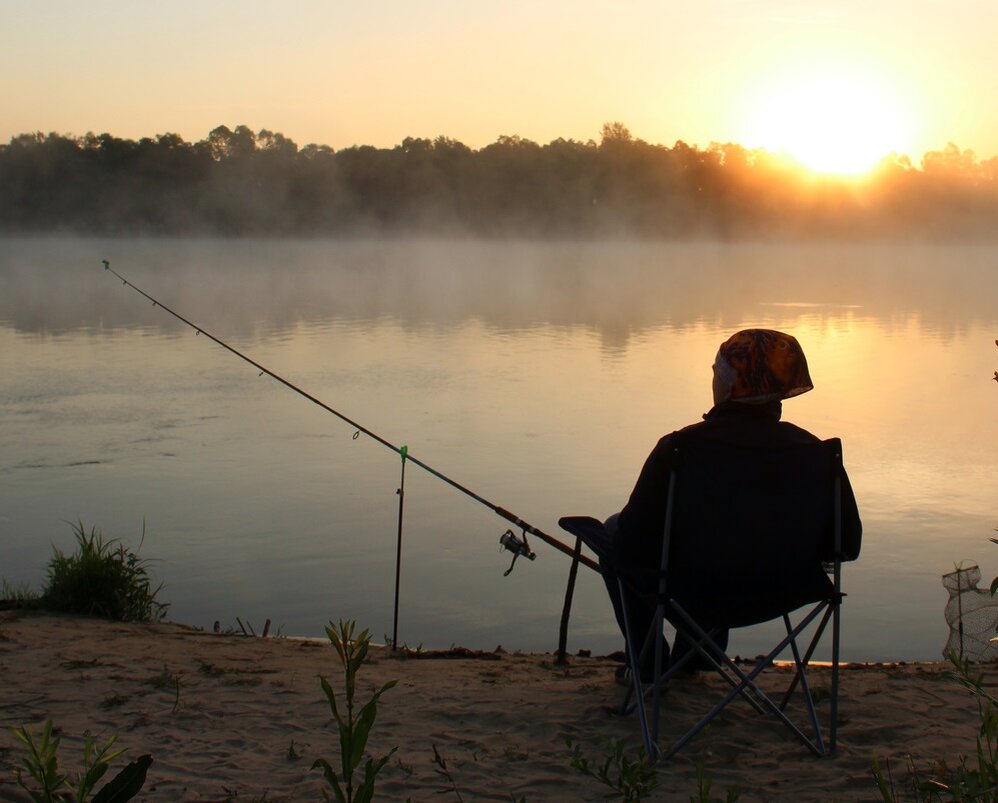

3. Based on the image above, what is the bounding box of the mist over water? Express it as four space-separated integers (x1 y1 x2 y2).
2 237 997 660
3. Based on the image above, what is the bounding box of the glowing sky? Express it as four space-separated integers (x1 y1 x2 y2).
2 0 996 168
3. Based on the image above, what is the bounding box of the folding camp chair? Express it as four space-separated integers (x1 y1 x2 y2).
560 437 848 759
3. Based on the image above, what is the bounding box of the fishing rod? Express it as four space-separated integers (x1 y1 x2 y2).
103 261 599 578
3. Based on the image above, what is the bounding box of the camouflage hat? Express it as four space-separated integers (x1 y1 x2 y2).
714 329 813 403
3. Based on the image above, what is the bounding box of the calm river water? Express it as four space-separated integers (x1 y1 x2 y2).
2 237 997 661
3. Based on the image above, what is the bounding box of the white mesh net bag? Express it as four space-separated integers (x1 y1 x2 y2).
943 563 998 661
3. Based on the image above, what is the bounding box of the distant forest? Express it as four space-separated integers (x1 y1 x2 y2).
1 123 995 239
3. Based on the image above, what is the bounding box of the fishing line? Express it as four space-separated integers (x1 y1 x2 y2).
102 261 599 579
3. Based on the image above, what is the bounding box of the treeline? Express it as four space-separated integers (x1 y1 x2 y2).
1 123 996 238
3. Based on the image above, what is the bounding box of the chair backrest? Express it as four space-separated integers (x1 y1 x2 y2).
664 436 841 628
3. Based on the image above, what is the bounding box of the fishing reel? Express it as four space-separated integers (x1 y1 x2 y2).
499 529 535 576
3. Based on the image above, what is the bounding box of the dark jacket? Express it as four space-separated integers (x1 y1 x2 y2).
616 401 862 576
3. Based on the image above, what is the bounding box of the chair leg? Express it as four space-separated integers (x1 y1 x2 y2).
618 577 657 758
830 597 841 753
776 599 840 755
665 602 830 758
617 594 838 759
779 604 833 711
783 614 825 755
650 606 667 746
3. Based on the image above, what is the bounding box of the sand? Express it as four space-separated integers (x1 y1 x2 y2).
0 610 990 801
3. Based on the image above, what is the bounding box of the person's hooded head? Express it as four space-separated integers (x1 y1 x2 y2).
712 329 813 405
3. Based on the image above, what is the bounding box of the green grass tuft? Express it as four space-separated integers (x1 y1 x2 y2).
42 520 168 622
0 578 42 609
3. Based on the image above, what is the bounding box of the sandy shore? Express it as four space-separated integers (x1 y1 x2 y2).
0 610 990 801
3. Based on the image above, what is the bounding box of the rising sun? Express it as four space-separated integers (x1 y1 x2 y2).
740 67 912 177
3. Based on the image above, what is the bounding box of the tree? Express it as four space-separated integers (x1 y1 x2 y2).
600 121 633 145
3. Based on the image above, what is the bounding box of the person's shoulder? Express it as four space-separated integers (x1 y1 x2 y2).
653 419 712 450
644 425 696 459
775 420 823 444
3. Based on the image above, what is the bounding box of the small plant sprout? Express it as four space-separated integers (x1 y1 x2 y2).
10 719 152 802
313 620 397 803
692 755 741 802
567 736 662 802
431 744 464 802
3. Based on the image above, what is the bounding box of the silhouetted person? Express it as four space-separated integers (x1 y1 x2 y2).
574 329 862 679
